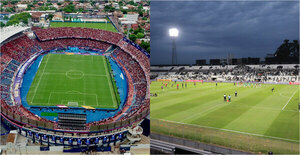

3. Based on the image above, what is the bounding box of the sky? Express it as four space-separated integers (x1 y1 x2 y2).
150 1 299 65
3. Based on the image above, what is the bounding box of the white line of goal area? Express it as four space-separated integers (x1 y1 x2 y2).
102 56 118 108
46 92 115 108
281 88 298 110
48 92 97 106
154 118 300 143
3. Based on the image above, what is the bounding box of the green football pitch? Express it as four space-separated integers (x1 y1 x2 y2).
151 81 299 153
50 22 118 32
26 54 118 109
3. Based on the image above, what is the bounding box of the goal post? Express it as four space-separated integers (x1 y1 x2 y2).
68 102 78 107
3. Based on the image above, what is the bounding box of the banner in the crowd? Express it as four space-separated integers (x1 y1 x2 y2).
156 79 172 82
185 80 203 82
289 82 300 85
172 80 184 82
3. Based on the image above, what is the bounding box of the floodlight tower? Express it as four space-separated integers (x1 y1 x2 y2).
169 28 178 65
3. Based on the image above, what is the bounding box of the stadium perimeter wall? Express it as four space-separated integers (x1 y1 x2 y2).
151 133 248 154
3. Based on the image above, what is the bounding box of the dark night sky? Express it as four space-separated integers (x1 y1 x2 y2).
150 1 299 65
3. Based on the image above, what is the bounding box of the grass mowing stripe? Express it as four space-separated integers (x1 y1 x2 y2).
180 104 224 122
151 81 299 153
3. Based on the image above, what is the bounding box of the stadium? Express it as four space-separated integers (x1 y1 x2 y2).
150 1 299 153
150 64 299 154
0 25 150 153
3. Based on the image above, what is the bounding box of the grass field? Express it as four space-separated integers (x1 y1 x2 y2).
50 22 118 32
27 54 118 109
151 81 299 153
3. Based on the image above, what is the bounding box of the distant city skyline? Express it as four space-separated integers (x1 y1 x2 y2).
150 1 299 65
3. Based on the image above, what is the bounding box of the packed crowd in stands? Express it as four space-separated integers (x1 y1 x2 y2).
38 38 111 52
1 27 150 132
0 35 40 62
34 27 123 44
86 47 150 128
112 48 147 103
152 65 299 83
117 40 150 76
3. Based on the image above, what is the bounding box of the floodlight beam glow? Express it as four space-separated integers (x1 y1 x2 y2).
169 28 179 37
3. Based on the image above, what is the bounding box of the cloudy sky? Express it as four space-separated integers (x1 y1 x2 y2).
150 1 299 65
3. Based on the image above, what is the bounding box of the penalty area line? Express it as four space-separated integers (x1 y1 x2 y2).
282 89 298 110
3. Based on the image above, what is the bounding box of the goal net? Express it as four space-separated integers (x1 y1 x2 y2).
68 102 78 107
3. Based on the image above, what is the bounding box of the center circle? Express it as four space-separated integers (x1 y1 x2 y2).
66 70 84 79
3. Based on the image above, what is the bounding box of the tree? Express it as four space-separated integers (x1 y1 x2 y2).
140 41 150 52
274 39 299 60
137 32 144 38
3 16 9 20
118 1 123 6
129 34 137 42
11 1 18 5
2 1 8 5
26 6 32 11
0 22 5 27
134 28 144 35
128 1 134 5
38 6 49 11
134 28 140 34
290 40 299 58
5 7 15 12
49 7 57 11
91 1 96 6
63 4 76 13
121 9 127 14
6 12 31 26
104 5 115 12
47 14 54 21
138 10 143 16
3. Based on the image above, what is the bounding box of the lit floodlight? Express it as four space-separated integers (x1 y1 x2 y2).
169 28 179 37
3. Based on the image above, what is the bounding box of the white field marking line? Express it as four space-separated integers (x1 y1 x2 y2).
282 89 298 110
31 55 50 104
49 91 97 106
227 103 300 113
154 118 300 143
103 56 117 107
180 104 224 122
278 92 290 98
61 100 83 106
44 72 107 77
47 92 52 106
96 94 99 106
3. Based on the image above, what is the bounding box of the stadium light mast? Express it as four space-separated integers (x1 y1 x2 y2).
169 28 178 65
